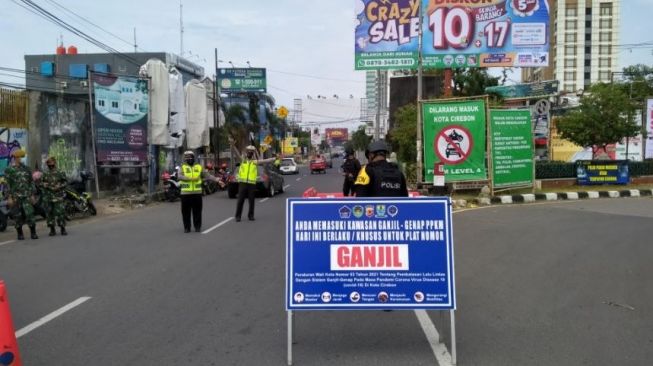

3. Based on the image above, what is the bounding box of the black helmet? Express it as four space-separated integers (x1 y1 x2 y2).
345 147 354 155
367 140 389 154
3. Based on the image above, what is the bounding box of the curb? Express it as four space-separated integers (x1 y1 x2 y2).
488 189 653 205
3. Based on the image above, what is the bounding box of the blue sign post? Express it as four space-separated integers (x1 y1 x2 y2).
285 197 457 364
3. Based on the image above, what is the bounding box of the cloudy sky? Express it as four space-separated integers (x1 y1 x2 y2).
2 0 652 108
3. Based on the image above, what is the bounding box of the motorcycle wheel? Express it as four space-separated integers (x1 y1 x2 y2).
88 202 97 216
0 212 7 232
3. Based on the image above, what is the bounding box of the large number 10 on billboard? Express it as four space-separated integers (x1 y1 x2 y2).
354 0 550 70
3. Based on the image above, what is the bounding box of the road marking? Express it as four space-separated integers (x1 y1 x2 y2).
260 198 270 203
296 178 302 181
0 240 16 247
202 217 234 234
16 297 92 338
283 184 291 189
414 310 454 366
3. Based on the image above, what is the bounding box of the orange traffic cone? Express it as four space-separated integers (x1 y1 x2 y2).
0 281 22 366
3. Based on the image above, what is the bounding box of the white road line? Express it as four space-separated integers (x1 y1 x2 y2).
16 297 92 338
0 240 16 247
260 198 270 203
415 310 454 366
296 178 302 181
202 217 234 234
283 184 291 189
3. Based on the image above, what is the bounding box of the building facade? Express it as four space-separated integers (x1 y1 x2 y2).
522 0 620 92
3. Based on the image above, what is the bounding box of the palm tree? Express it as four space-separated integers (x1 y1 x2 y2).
224 104 248 151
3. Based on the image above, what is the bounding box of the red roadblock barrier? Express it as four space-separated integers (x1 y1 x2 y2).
0 281 22 366
303 187 421 198
302 187 318 198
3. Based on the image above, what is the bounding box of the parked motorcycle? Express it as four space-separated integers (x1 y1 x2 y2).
161 169 181 202
64 171 97 218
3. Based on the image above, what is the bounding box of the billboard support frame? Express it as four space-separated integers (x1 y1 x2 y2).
87 71 101 199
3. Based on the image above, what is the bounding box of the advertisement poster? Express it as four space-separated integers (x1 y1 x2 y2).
325 128 349 145
92 75 148 163
422 0 550 68
286 198 455 310
646 98 653 159
576 161 630 185
422 99 487 182
218 68 266 93
490 110 534 188
354 0 421 70
0 128 28 175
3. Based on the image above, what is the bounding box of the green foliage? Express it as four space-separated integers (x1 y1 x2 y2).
535 161 576 179
620 64 653 104
351 125 372 151
629 160 653 176
388 104 417 164
557 83 639 158
452 68 499 97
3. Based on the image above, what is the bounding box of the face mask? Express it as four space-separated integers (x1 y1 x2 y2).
185 158 195 165
246 152 254 159
47 165 55 170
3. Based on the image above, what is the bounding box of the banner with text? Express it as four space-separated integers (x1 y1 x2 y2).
286 198 455 310
490 109 534 188
354 0 421 70
92 74 148 162
218 68 267 93
422 0 550 68
646 98 653 159
422 99 487 182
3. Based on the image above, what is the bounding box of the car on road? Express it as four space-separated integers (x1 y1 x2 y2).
227 164 285 198
279 158 299 175
309 158 327 174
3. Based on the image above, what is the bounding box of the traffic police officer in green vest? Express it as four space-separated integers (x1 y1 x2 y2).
177 150 219 233
233 145 275 222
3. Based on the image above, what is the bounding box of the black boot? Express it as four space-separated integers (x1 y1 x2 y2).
16 227 24 241
60 226 67 236
49 225 56 236
29 225 38 240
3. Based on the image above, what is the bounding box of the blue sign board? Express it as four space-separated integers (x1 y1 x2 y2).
286 198 455 310
576 160 630 185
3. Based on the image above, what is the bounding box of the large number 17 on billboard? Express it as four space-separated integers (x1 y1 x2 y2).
422 0 550 68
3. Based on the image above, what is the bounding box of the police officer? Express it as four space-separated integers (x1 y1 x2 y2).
354 140 408 197
177 151 219 233
5 149 38 240
233 145 275 222
41 157 68 236
341 147 361 196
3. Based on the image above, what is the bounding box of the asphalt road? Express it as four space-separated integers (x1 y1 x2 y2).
1 162 652 365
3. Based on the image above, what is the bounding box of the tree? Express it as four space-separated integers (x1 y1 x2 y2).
452 68 499 97
557 83 639 158
350 125 372 151
619 64 653 104
388 104 417 164
224 104 248 150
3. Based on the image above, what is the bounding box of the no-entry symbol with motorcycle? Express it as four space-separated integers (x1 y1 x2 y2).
434 126 473 165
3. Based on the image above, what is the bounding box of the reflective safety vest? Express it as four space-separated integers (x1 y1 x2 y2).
180 164 203 194
238 160 257 184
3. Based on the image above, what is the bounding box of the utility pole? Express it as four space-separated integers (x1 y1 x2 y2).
416 2 424 185
133 28 138 53
179 1 184 56
374 70 381 140
214 48 220 165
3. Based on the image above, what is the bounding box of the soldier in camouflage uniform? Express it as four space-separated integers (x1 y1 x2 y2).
41 157 68 236
4 150 38 240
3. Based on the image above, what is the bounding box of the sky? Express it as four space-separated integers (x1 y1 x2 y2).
1 0 652 109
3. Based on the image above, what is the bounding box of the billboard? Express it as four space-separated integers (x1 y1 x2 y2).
486 80 559 100
286 198 456 310
489 110 534 188
422 0 550 68
92 74 148 163
422 99 487 182
354 0 421 70
576 161 630 185
218 68 266 93
325 128 349 143
647 98 653 159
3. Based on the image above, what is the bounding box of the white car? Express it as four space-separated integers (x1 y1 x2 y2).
279 158 299 175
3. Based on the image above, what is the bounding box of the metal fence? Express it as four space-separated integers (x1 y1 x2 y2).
0 88 28 128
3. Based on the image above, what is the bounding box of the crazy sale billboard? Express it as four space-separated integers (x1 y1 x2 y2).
355 0 421 70
355 0 550 69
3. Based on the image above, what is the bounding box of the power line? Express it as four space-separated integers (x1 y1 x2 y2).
268 69 363 84
11 0 141 66
42 0 138 50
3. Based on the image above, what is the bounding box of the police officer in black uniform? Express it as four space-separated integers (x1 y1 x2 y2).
341 147 361 196
354 140 408 197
